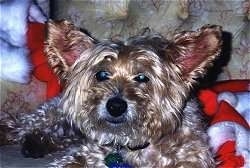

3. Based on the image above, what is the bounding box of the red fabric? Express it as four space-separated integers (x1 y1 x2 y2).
30 50 46 67
33 64 54 81
198 80 250 168
47 78 61 99
217 141 244 168
198 89 218 116
27 22 61 99
211 101 250 129
27 23 45 51
198 80 250 118
212 80 250 93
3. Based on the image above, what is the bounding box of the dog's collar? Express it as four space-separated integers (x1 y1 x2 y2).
104 142 150 167
126 142 150 151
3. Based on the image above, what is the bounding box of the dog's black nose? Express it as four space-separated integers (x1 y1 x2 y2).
106 97 127 117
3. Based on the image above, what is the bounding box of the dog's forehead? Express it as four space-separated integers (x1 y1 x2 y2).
86 35 170 70
100 36 168 61
99 44 159 67
89 42 165 76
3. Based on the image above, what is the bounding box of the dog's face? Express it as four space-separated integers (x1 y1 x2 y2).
45 21 222 146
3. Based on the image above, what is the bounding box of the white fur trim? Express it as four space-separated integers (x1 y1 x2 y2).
240 147 250 168
208 122 250 168
0 0 30 47
218 92 237 107
208 122 235 153
218 92 250 124
0 39 31 83
0 0 46 47
28 2 46 23
0 0 46 83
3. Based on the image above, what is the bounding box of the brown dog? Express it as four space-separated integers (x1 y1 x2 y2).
15 20 222 167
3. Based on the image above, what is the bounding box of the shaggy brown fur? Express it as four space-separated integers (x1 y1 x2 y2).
7 20 222 167
45 20 222 167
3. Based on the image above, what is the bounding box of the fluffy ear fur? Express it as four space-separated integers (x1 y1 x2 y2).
45 20 95 79
167 25 222 86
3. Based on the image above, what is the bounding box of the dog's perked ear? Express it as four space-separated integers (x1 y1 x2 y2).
45 20 95 79
167 25 222 86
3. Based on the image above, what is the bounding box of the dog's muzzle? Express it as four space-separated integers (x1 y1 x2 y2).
106 97 127 118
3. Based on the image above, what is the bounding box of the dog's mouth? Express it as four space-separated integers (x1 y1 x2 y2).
104 116 126 125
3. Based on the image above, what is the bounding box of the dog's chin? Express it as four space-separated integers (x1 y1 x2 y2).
104 116 127 125
98 109 129 126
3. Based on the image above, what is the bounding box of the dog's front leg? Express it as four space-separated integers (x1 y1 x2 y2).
49 154 87 168
13 97 77 158
17 97 64 158
50 143 113 168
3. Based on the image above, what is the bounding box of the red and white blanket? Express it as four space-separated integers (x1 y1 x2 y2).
199 80 250 168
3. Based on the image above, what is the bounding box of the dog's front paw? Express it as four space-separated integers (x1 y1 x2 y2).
49 155 86 168
21 129 58 158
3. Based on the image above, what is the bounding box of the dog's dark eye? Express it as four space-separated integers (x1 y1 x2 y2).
134 74 150 83
95 71 111 81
